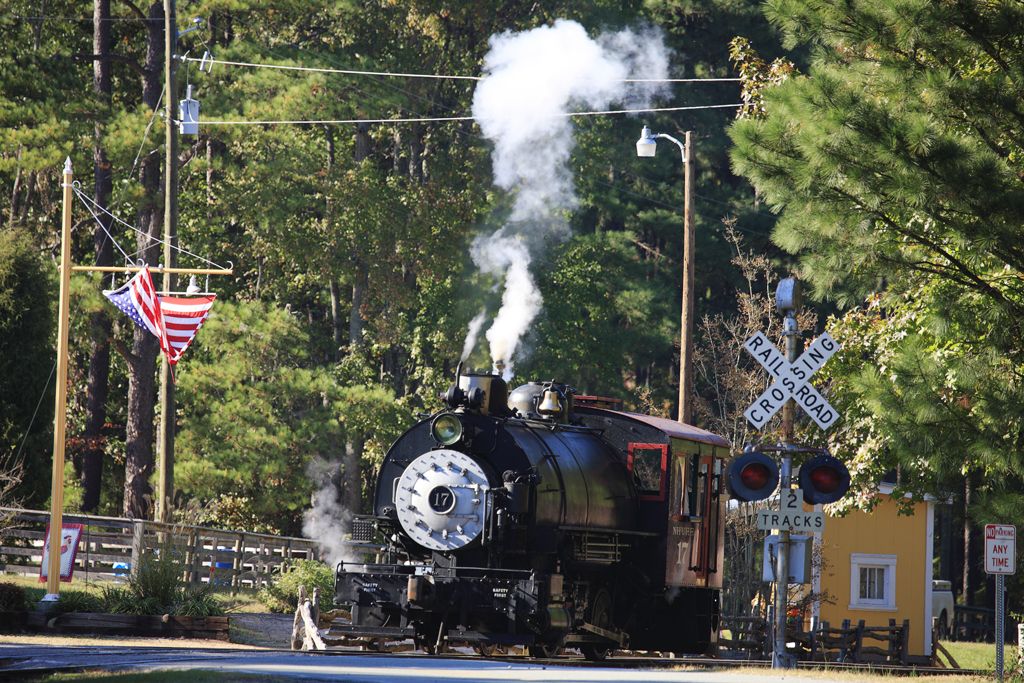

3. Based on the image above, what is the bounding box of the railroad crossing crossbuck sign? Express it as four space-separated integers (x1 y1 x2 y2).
744 331 841 430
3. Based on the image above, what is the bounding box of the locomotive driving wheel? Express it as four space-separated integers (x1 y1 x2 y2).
527 643 561 658
580 587 614 662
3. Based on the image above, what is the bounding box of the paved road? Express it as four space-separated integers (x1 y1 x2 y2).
0 644 829 682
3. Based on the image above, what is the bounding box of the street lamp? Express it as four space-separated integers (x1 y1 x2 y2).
636 124 695 425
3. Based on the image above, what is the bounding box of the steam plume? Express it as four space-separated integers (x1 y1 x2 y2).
469 20 668 378
461 310 489 362
302 456 356 567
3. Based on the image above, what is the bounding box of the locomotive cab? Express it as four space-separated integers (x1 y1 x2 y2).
333 366 728 658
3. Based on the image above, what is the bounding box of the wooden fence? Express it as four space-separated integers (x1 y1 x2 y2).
952 604 1020 643
719 615 911 664
718 615 769 658
0 507 320 590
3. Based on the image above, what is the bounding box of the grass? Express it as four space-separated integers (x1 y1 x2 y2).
0 572 268 613
939 639 1009 671
728 667 989 681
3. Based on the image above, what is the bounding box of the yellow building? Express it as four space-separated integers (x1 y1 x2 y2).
812 483 936 657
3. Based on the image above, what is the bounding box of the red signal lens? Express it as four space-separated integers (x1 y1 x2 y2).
809 466 840 494
740 463 771 491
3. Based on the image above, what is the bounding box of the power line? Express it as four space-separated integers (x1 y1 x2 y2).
0 14 161 21
189 103 743 126
248 46 763 230
73 186 230 271
180 55 741 84
183 57 482 81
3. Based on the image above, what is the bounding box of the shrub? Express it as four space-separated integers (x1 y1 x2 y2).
0 582 26 611
175 584 224 617
53 589 102 614
258 559 334 613
100 585 136 614
127 547 183 610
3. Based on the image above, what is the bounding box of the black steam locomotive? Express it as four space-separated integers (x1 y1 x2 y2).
334 367 729 658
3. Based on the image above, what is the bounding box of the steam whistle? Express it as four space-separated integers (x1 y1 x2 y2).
494 359 506 376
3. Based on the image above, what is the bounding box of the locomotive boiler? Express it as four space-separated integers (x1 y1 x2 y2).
334 367 729 658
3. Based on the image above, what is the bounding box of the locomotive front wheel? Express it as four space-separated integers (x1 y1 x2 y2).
580 588 613 662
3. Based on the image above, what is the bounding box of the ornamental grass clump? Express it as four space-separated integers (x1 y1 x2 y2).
258 559 333 613
98 531 224 616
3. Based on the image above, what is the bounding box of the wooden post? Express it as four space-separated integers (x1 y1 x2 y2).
231 533 243 593
130 520 145 576
43 158 75 601
189 532 202 585
900 618 910 665
678 131 695 425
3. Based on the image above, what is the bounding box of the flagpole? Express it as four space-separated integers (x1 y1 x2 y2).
157 0 179 524
42 158 75 601
39 159 232 604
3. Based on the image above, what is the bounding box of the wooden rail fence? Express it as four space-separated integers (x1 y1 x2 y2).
0 507 320 590
719 615 911 664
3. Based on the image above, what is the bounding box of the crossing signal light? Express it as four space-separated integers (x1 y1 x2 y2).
799 454 850 505
726 452 780 502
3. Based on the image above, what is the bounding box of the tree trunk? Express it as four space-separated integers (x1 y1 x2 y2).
8 147 22 227
341 436 365 514
962 474 972 606
80 0 114 512
122 1 164 520
340 124 372 516
329 279 342 358
349 267 366 348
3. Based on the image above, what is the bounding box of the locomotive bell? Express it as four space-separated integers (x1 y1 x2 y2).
538 389 562 416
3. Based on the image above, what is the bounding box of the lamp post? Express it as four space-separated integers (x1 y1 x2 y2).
636 125 695 425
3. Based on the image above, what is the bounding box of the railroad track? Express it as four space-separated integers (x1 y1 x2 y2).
0 642 987 679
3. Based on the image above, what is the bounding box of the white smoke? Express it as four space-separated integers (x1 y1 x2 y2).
460 310 489 362
468 19 669 378
302 456 356 567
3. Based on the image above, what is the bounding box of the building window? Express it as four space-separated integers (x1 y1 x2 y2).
850 553 897 610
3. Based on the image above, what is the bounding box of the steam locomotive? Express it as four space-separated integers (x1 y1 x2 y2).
333 367 729 658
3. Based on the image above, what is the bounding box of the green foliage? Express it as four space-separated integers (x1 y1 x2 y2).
0 582 27 611
258 559 334 614
0 229 54 505
730 0 1024 512
174 584 225 617
99 585 141 615
52 589 103 614
176 301 344 534
125 548 186 612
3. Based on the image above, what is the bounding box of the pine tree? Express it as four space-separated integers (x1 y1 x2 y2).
729 1 1024 519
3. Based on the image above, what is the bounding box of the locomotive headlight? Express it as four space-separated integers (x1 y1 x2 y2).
431 414 463 446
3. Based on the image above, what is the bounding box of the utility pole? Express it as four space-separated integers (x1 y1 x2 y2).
634 125 696 425
157 0 178 523
773 277 801 669
678 131 695 425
